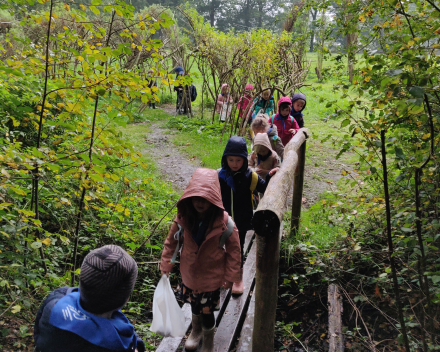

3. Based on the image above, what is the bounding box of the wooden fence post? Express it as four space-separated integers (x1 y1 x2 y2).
291 140 306 235
252 226 282 352
328 284 344 352
251 129 308 352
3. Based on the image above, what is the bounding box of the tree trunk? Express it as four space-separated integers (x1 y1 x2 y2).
210 0 216 27
347 31 358 83
317 10 326 76
380 130 411 352
309 8 318 52
344 8 358 83
257 0 264 28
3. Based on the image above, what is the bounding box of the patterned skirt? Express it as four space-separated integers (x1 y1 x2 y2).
180 283 221 315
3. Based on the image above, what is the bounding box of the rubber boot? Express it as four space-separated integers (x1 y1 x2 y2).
200 325 215 352
184 314 203 351
232 269 244 295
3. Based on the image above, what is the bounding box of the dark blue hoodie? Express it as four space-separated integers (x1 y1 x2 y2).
218 137 269 232
174 66 184 77
34 287 145 352
290 92 307 128
173 66 185 92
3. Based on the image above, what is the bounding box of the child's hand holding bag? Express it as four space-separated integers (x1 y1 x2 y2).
150 275 186 337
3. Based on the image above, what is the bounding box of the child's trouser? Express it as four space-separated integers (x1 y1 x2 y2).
181 284 219 328
239 230 247 268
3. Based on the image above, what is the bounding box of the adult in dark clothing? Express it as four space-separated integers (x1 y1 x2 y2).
218 136 278 295
290 92 307 128
34 245 145 352
174 66 188 115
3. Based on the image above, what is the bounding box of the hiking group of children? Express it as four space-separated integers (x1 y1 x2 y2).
216 84 306 130
33 89 307 352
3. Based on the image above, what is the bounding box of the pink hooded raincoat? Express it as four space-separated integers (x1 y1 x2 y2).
160 168 241 293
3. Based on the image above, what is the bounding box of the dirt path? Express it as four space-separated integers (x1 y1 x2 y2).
144 121 200 190
301 151 351 207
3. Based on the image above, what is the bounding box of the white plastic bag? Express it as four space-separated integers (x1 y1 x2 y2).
220 103 232 122
150 275 186 337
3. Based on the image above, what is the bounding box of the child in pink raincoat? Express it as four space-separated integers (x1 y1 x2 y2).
238 84 254 124
160 168 241 352
270 96 300 147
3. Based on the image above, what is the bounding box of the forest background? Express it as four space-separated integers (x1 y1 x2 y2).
0 0 439 351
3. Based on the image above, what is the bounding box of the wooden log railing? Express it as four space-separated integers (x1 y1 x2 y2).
251 128 309 352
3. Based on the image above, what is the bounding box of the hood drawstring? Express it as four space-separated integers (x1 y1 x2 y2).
231 189 234 220
229 170 242 220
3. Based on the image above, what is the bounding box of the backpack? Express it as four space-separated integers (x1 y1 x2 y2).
190 84 197 102
170 216 235 264
271 114 293 125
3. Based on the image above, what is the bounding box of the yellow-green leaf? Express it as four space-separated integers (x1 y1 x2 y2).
42 238 51 246
11 305 21 314
0 202 12 210
90 6 100 15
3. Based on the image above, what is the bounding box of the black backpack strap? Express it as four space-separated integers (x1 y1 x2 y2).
219 216 234 248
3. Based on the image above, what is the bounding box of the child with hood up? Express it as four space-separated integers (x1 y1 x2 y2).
34 245 145 352
216 84 234 121
251 114 284 159
218 137 279 295
160 168 241 352
290 92 307 128
238 84 254 124
249 133 281 178
252 88 275 118
270 96 300 147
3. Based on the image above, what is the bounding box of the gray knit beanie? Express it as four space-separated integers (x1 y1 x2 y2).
79 245 138 314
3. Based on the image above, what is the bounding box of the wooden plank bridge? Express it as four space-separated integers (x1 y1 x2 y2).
156 128 317 352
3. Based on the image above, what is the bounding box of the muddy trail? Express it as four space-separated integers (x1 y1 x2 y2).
144 122 200 190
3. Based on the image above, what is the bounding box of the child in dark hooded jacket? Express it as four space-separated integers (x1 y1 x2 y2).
290 92 307 128
34 245 145 352
218 136 278 295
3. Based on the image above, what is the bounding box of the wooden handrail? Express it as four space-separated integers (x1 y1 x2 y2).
251 128 309 352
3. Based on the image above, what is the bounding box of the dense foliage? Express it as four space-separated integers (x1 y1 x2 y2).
280 0 440 350
0 1 182 349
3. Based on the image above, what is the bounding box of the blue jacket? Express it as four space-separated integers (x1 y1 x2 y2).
253 95 275 116
34 287 145 352
218 137 269 232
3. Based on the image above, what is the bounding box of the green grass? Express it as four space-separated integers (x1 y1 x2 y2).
171 123 230 169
